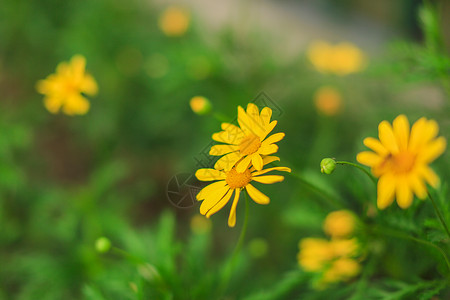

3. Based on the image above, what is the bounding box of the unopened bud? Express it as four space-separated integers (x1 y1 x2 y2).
95 237 112 253
190 96 212 115
320 158 336 175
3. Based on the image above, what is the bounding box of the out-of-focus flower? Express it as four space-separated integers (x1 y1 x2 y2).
190 214 212 234
314 86 342 116
357 115 446 209
36 55 98 115
190 96 212 115
195 157 290 227
321 257 361 285
158 6 190 37
95 237 111 253
323 210 356 238
210 103 285 173
298 238 334 272
307 41 366 75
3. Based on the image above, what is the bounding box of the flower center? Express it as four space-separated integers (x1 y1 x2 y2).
385 151 416 174
239 134 261 156
226 168 252 189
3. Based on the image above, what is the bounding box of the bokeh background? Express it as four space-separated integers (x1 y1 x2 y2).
1 0 449 299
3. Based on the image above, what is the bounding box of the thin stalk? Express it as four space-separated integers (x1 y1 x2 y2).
218 191 249 296
373 225 450 275
336 160 377 186
427 191 450 240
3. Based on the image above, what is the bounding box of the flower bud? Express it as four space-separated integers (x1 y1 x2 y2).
320 158 336 175
95 237 112 253
190 96 212 115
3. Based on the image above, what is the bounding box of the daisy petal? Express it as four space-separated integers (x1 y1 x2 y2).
236 155 253 173
259 144 278 155
363 137 388 156
195 169 226 181
205 188 234 218
44 96 63 114
396 177 413 209
228 189 241 227
419 137 446 163
209 144 239 156
262 132 285 146
199 185 230 215
252 154 264 171
81 74 98 95
378 120 399 154
393 115 410 151
261 120 277 140
196 181 227 201
252 175 284 184
238 106 252 134
62 94 90 115
260 107 272 126
252 167 291 176
356 151 383 167
263 156 280 166
408 175 427 199
215 152 241 171
246 183 270 204
377 174 396 209
420 166 440 187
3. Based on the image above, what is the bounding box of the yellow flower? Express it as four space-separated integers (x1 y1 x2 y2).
314 86 342 116
357 115 446 209
307 41 366 75
321 257 361 285
195 156 291 227
158 6 190 37
210 103 285 173
36 55 98 115
190 96 212 115
297 238 334 272
323 210 356 238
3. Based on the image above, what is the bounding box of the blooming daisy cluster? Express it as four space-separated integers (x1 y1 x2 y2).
298 210 363 288
195 103 291 227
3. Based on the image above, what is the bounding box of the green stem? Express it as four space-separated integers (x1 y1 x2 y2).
218 191 249 296
373 225 450 275
335 161 377 185
288 169 344 209
427 191 450 240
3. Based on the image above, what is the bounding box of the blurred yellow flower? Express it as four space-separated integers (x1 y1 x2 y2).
36 55 98 115
307 41 366 75
190 96 212 115
314 86 342 116
158 6 190 37
210 103 285 173
297 238 334 272
195 156 290 227
321 257 361 285
357 115 446 209
323 210 356 238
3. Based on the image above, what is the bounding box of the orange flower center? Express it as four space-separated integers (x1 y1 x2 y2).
385 151 416 174
239 134 261 156
226 168 252 189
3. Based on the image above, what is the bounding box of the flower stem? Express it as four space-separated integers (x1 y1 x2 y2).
335 160 377 185
288 170 344 209
373 225 450 274
218 191 249 296
427 190 450 240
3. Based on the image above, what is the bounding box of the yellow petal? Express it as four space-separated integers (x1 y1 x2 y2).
246 183 270 204
214 152 241 171
260 107 272 126
393 115 410 151
252 175 284 184
252 154 263 171
71 55 86 80
262 156 280 166
252 166 291 176
419 166 440 187
205 188 234 218
378 120 399 154
396 177 413 209
363 137 388 156
356 151 383 167
227 189 241 227
43 97 63 114
237 106 252 134
408 174 427 199
81 74 98 95
409 118 439 150
62 94 90 115
377 174 396 209
235 155 253 173
419 137 446 163
195 169 226 181
212 130 244 145
196 181 227 200
261 120 277 140
209 144 239 156
262 132 285 146
259 144 278 155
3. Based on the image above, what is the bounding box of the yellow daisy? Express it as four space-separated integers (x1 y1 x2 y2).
195 156 291 227
210 103 285 173
36 55 98 115
357 115 446 209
